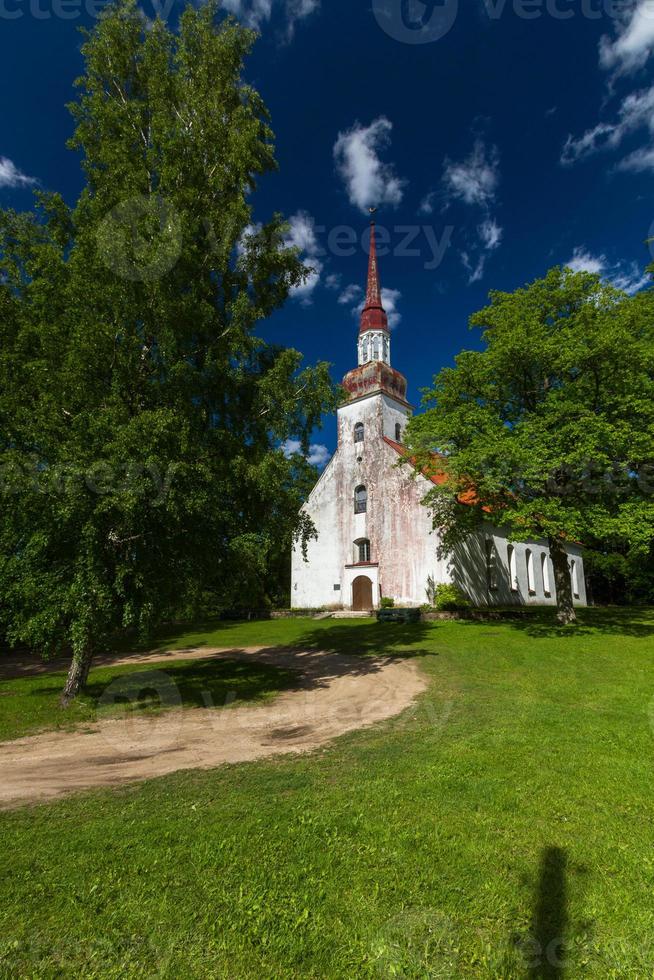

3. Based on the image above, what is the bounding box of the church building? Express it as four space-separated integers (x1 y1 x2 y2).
291 223 587 612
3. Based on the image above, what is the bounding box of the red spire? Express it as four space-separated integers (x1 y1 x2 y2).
359 221 389 334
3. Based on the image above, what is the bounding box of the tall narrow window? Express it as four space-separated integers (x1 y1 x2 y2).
395 422 402 442
541 553 551 595
526 549 536 595
372 336 380 360
508 544 518 592
485 539 498 591
354 538 371 563
571 560 580 599
354 485 367 514
354 422 364 443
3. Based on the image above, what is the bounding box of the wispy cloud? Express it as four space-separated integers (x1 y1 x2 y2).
222 0 318 36
561 85 654 170
333 117 406 213
284 210 323 303
436 139 502 284
281 438 330 468
565 246 649 294
0 156 37 189
442 140 500 209
599 0 654 75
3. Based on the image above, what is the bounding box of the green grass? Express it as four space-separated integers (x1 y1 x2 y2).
1 608 654 978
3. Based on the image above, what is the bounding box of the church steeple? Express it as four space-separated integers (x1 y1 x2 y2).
359 220 389 335
358 219 391 367
341 218 409 407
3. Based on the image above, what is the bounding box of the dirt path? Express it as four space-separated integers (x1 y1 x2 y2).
0 647 427 809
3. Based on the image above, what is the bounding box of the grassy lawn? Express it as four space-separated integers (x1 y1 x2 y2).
1 609 653 977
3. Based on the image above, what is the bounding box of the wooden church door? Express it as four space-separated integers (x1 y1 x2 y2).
352 576 373 611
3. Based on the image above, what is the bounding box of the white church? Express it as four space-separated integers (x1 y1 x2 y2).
291 224 587 612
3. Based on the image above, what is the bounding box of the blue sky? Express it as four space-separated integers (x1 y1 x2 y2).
2 0 654 461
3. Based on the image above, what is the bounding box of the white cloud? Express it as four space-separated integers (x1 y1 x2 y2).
324 273 342 291
566 246 607 275
478 218 502 251
222 0 317 35
0 157 37 189
418 190 437 215
284 210 323 303
380 287 402 329
461 251 487 285
333 117 406 214
338 283 363 305
561 85 654 167
599 0 654 75
565 246 649 294
442 140 500 208
281 438 330 469
307 443 330 467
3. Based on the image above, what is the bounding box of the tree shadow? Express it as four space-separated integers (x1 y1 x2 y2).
460 606 654 638
33 659 300 717
528 846 568 979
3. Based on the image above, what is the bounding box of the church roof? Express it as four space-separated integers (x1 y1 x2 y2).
383 436 485 508
359 221 389 335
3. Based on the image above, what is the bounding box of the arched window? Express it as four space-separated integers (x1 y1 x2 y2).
541 553 551 595
526 549 536 595
354 485 367 514
372 336 380 360
354 538 371 563
354 422 364 443
508 544 518 592
485 539 498 591
360 336 369 363
571 559 580 599
395 422 402 442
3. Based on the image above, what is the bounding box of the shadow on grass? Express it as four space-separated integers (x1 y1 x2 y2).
35 659 300 718
461 606 654 639
528 846 568 979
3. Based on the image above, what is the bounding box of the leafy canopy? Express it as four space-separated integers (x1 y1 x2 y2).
407 266 654 555
0 0 337 668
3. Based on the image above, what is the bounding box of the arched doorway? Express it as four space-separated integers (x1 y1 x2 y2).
352 575 373 611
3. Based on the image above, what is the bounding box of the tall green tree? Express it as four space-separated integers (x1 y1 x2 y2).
406 266 654 623
0 1 336 702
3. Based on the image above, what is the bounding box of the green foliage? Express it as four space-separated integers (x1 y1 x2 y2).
407 265 654 620
432 582 471 611
0 1 337 686
1 609 654 976
379 596 395 608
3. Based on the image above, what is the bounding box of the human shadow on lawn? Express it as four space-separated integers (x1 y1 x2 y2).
528 845 568 979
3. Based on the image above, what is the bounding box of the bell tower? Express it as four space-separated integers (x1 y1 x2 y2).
341 219 410 413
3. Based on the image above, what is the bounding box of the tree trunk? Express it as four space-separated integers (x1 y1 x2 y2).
60 646 94 707
549 536 576 625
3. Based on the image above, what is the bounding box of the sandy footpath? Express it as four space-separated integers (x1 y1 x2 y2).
0 646 427 809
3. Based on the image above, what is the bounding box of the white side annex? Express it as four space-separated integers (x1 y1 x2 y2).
291 224 587 612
